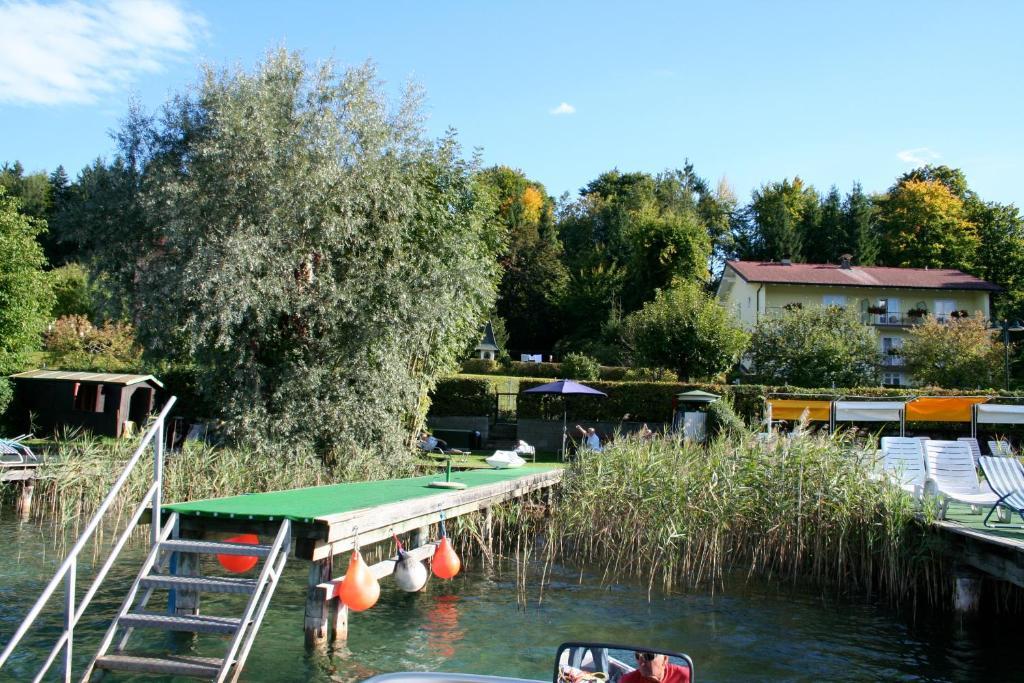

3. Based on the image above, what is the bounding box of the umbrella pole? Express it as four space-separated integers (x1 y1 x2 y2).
561 408 567 461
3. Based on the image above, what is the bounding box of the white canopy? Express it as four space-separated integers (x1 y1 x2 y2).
833 401 905 422
975 403 1024 424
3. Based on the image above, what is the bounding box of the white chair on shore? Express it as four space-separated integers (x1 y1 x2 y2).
879 437 928 498
923 440 998 517
957 437 983 467
988 439 1014 457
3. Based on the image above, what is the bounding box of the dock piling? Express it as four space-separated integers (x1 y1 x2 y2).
953 566 982 615
304 557 333 647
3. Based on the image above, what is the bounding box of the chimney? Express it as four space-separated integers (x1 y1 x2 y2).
839 253 853 269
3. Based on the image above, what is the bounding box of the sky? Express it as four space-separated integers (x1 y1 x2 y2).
1 0 1023 207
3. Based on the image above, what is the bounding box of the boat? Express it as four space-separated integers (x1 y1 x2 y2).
361 641 694 683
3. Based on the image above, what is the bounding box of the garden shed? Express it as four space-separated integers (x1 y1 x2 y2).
9 370 164 438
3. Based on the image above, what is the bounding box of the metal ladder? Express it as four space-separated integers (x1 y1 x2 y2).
85 516 291 681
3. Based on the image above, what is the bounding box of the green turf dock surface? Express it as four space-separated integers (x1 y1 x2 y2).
944 502 1024 543
164 464 562 524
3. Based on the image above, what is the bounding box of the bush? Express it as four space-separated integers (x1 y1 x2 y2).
49 262 95 319
902 316 1003 389
560 352 600 381
44 315 142 372
622 367 678 382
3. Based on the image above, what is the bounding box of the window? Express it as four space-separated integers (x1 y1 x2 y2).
882 372 902 387
823 294 846 308
881 337 903 367
934 299 956 322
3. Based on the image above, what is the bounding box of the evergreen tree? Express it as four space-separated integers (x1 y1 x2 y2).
843 182 878 265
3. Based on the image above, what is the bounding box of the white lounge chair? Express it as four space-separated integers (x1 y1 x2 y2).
879 437 928 497
988 439 1014 457
957 437 983 467
978 456 1024 528
923 440 998 516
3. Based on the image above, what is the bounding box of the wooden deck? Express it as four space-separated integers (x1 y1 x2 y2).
934 503 1024 588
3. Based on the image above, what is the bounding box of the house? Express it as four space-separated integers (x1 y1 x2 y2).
473 321 500 361
716 256 1002 386
9 370 164 438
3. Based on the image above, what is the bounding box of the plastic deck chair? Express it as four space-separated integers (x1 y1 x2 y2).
923 440 998 517
978 456 1024 528
879 437 928 498
988 439 1014 457
957 437 983 467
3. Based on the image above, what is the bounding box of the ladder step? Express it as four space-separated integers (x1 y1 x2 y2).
140 574 259 594
120 612 242 634
161 539 272 557
95 654 225 678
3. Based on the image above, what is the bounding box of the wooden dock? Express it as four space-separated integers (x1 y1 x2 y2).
934 504 1024 599
163 465 564 644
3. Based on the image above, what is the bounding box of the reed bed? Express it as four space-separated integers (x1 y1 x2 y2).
547 428 953 608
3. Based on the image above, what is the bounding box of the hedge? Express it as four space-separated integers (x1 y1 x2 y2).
435 374 1024 425
459 359 629 381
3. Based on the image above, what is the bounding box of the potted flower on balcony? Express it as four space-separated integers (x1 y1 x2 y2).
950 309 970 319
784 302 803 311
907 307 927 319
867 304 886 315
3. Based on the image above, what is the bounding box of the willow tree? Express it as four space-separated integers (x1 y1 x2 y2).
130 51 500 468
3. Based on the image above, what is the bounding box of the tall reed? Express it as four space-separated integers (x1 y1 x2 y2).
548 428 952 608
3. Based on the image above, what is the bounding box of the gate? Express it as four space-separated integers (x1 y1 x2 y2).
496 392 517 424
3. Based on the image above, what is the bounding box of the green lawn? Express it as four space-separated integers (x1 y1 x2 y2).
418 449 565 470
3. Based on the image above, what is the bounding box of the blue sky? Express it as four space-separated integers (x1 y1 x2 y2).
2 0 1023 207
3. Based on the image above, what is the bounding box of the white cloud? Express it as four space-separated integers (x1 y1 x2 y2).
549 102 576 116
0 0 205 105
897 147 941 165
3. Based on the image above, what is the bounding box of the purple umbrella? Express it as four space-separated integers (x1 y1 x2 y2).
522 380 608 456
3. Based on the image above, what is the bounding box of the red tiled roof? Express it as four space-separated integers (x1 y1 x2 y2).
725 260 1001 291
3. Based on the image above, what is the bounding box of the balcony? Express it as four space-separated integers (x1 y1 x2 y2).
765 306 969 327
880 354 904 367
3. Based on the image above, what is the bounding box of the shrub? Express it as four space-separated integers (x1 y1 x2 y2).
902 316 1003 389
560 352 600 381
623 367 678 382
49 262 95 319
44 315 142 372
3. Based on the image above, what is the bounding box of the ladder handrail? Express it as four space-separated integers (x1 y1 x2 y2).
218 518 292 682
0 396 177 679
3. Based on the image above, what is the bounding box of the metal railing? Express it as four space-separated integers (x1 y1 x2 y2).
0 396 177 682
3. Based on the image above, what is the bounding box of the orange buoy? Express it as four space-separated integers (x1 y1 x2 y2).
217 533 260 573
431 536 461 579
339 548 380 611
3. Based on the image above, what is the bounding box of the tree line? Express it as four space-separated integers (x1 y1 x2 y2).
2 49 1023 458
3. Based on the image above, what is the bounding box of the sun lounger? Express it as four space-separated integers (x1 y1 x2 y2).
879 437 928 497
923 440 998 516
978 456 1024 528
957 437 983 466
988 439 1014 457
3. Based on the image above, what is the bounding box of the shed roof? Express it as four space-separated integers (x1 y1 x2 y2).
725 260 1001 292
10 370 164 388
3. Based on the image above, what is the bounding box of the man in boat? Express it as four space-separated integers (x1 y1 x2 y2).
619 652 689 683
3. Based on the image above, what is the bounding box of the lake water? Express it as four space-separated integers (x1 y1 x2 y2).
0 510 1017 682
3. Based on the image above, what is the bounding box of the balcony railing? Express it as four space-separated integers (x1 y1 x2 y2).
880 355 904 367
764 306 966 327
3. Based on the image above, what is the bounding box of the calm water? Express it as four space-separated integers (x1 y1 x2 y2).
0 510 1017 682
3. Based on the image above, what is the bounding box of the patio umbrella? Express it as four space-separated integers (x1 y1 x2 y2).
521 379 608 457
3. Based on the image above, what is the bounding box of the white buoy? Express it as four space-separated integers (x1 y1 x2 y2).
393 548 429 592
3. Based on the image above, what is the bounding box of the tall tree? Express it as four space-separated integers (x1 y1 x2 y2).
805 186 843 263
902 316 1003 389
475 166 567 351
875 178 979 270
108 51 502 465
736 177 819 262
0 187 53 411
842 182 878 265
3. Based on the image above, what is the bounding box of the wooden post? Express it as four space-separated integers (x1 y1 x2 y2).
482 507 493 547
412 525 430 548
17 482 33 519
172 551 201 616
953 567 982 615
304 557 332 647
331 600 349 642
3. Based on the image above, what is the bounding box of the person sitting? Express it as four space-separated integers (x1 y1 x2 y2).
417 431 467 455
575 425 603 452
620 652 689 683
